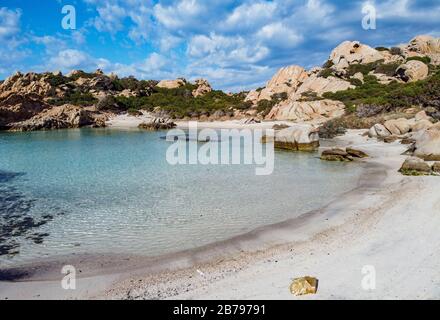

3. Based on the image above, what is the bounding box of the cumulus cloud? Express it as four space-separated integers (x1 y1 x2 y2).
0 7 21 39
3 0 440 91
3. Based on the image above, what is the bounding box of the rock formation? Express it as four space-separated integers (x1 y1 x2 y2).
413 127 440 161
329 41 384 70
262 124 320 151
138 118 177 131
9 105 100 131
192 79 212 97
245 65 308 104
399 157 432 175
400 35 440 65
156 79 186 89
266 99 345 124
396 60 429 82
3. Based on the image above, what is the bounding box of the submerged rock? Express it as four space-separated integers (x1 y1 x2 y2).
290 276 319 296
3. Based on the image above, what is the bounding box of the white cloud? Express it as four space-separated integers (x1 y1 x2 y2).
223 1 277 32
49 49 90 69
0 7 21 39
188 33 269 65
154 0 205 30
256 22 303 48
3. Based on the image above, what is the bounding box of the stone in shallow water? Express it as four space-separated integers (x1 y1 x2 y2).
346 147 369 158
432 162 440 174
320 148 353 162
290 276 319 296
399 157 432 176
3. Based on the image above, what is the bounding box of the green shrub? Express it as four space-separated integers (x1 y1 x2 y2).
67 71 97 81
299 90 323 101
407 56 431 65
390 47 402 56
49 92 98 106
375 47 390 52
374 62 400 76
256 99 276 116
322 60 334 69
96 96 118 111
349 78 363 87
346 60 384 77
323 69 440 113
318 68 334 78
45 74 69 86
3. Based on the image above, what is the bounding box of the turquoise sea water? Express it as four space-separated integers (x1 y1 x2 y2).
0 128 363 266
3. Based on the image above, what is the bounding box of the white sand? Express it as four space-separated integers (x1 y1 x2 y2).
105 113 297 130
2 129 440 300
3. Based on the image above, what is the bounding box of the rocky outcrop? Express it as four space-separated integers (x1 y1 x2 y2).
329 41 384 70
399 157 432 175
262 124 319 151
293 75 353 100
0 72 56 99
192 79 212 97
369 114 435 139
290 277 318 296
396 60 429 82
0 94 51 129
156 79 186 89
413 127 440 161
9 105 97 131
245 66 308 103
368 123 392 138
138 118 176 131
401 35 440 65
266 99 345 124
384 118 412 135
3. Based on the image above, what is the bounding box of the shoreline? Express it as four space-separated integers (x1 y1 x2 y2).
1 129 439 299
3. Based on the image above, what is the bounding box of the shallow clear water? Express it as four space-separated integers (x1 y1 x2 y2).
0 128 363 266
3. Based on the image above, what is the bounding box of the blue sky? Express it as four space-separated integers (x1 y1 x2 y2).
1 0 440 91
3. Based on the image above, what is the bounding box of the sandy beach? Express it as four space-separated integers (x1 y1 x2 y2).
1 126 439 300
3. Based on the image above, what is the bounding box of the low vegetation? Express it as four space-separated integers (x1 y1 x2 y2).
323 70 440 115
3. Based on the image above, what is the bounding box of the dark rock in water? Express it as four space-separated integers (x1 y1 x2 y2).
399 157 432 176
320 148 353 162
346 147 369 158
0 170 26 183
139 118 176 131
0 268 32 281
0 176 58 257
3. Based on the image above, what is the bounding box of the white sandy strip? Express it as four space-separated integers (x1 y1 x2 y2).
105 113 298 130
103 130 440 300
